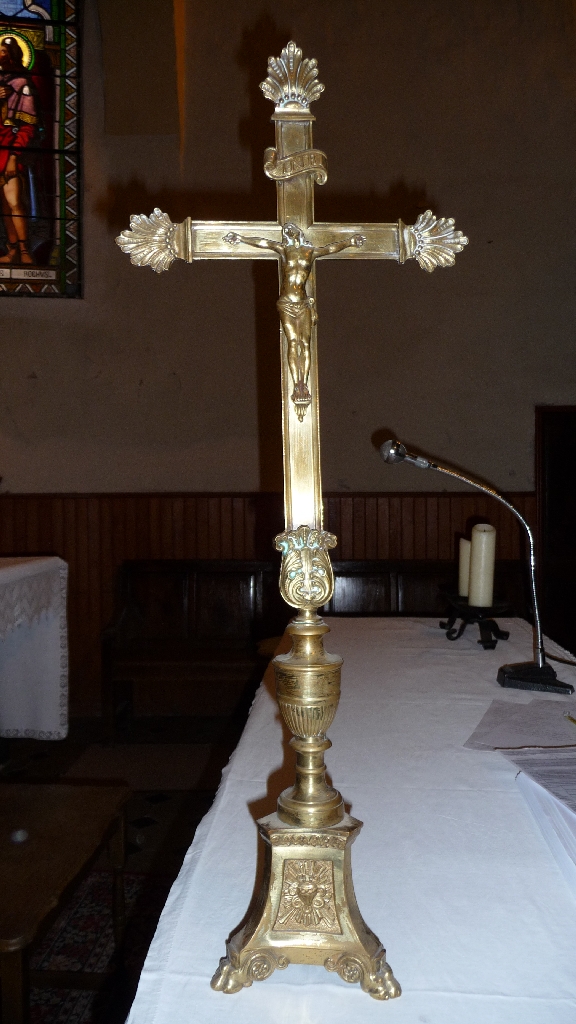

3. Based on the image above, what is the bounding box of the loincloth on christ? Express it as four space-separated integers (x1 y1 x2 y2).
276 294 317 324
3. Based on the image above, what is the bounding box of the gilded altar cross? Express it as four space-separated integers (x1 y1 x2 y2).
116 42 468 1000
117 41 467 540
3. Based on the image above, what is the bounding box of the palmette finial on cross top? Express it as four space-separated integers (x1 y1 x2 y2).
116 40 468 1001
260 40 325 109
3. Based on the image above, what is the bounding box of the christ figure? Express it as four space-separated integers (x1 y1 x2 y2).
224 222 364 414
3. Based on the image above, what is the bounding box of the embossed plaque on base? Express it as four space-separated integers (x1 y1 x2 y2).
210 813 401 1001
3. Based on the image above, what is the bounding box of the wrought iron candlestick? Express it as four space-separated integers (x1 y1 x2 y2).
116 42 468 1000
439 592 511 649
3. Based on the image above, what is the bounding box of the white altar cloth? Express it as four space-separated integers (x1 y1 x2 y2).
128 617 576 1024
0 557 68 739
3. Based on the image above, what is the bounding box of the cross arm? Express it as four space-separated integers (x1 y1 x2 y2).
115 208 467 274
115 209 282 273
308 210 468 272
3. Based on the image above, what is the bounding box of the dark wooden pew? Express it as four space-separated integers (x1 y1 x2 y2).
101 559 286 742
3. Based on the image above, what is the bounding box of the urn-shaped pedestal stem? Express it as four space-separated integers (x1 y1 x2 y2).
273 609 344 827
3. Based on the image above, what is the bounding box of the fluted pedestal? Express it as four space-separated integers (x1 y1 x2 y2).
211 613 401 1001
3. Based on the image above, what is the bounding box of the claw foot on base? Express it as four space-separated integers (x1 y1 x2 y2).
211 949 289 994
325 951 401 1000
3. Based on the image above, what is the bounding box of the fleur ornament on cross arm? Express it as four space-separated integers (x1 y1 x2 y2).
400 210 468 272
115 208 179 273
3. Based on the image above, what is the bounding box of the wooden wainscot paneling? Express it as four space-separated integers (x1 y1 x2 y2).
0 491 535 714
324 492 535 562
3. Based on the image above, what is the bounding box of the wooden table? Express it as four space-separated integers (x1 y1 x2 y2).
0 783 130 1024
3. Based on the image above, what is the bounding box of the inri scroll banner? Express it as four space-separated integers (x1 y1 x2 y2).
0 0 79 296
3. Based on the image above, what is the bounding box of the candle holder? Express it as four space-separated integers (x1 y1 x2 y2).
439 590 510 650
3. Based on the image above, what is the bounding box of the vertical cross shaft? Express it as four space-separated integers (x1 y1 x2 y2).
271 105 323 531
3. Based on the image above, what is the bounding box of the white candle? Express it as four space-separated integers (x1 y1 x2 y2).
468 523 496 607
458 538 471 597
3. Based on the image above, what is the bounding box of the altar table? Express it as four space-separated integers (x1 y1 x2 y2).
0 557 68 739
127 617 576 1024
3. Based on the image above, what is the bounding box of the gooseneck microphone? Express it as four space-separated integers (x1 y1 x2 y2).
380 440 431 470
379 439 573 695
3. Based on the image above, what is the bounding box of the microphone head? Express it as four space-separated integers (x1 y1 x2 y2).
380 439 407 464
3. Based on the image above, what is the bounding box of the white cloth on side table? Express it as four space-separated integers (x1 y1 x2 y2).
0 557 68 739
127 617 576 1024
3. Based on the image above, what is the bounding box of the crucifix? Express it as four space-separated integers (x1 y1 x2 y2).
117 41 467 1001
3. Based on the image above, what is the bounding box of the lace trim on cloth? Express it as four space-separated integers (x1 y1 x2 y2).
0 557 68 740
0 558 64 638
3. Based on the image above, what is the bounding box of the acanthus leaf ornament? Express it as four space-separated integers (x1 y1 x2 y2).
260 41 325 110
275 526 337 609
403 209 468 272
115 208 179 274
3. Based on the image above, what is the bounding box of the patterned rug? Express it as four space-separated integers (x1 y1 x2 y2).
30 871 173 1024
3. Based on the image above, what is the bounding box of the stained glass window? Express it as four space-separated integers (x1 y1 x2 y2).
0 0 79 296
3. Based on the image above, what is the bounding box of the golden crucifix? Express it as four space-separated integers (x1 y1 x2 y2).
117 41 467 1001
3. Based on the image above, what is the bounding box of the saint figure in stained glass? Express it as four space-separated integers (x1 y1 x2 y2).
0 1 79 296
0 33 38 263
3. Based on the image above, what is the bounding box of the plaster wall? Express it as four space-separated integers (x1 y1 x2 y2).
0 0 574 493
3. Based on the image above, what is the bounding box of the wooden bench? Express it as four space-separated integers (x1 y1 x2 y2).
102 558 529 740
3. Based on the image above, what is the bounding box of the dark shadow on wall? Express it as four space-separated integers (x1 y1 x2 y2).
237 14 291 222
94 180 437 242
237 16 291 492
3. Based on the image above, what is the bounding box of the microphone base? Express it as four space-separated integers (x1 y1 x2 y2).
497 661 574 695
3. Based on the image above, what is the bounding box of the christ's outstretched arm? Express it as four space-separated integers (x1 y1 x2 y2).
223 231 283 255
311 234 365 258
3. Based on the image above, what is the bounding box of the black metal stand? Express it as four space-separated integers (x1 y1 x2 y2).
439 592 510 650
